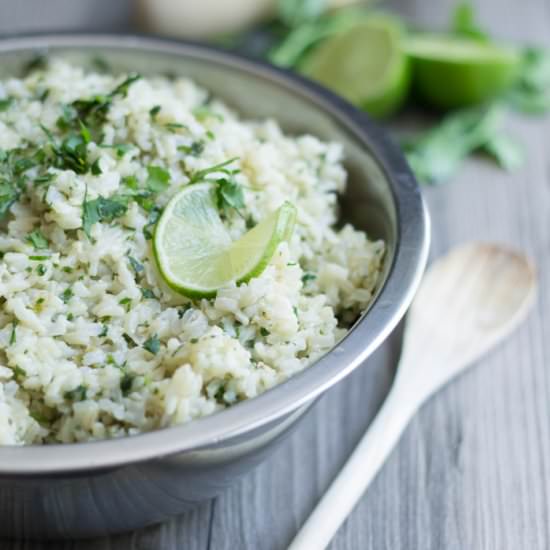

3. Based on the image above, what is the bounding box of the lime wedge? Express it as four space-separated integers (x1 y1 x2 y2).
153 183 297 298
406 34 521 110
300 16 411 118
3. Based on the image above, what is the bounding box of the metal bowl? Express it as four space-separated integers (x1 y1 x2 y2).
0 34 429 539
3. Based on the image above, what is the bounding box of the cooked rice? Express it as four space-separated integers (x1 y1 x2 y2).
0 59 384 445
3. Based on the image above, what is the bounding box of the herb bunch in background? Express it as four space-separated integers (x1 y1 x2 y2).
222 1 550 185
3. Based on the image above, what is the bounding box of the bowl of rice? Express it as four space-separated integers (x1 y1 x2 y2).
0 34 429 539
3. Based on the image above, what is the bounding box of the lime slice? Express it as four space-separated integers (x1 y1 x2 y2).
153 183 297 298
406 34 521 110
300 16 411 118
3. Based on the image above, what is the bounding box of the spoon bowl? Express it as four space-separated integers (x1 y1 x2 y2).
398 242 537 398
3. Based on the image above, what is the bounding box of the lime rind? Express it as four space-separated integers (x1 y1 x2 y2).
300 15 411 118
406 34 521 109
153 183 297 298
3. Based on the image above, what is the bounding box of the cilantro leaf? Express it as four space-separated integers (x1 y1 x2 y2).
178 141 205 157
26 229 49 250
146 165 171 193
0 181 20 220
64 384 87 401
128 255 144 274
9 321 17 345
216 178 245 216
143 335 160 355
82 189 128 238
506 47 550 114
0 97 13 112
403 105 511 185
60 287 74 304
149 105 161 120
120 372 135 396
140 288 156 300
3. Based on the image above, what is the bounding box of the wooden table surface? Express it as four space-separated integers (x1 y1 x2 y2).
3 0 550 548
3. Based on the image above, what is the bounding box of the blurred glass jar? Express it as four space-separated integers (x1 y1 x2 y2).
137 0 359 39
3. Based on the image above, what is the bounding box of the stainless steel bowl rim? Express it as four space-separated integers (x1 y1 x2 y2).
0 33 430 475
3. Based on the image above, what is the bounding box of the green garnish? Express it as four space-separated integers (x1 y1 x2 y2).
36 264 47 276
143 335 161 355
149 105 161 120
260 327 270 337
26 229 49 250
64 385 87 401
128 255 144 274
61 287 73 304
0 97 13 112
301 273 317 284
29 255 50 261
13 365 26 378
215 177 245 217
140 288 156 300
178 141 205 156
403 104 522 185
120 372 135 396
146 165 171 193
82 188 128 239
9 321 17 345
91 158 102 175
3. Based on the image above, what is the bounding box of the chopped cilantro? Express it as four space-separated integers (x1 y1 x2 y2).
64 384 87 401
120 372 135 396
79 119 92 143
143 335 160 355
0 97 13 112
119 297 132 312
0 180 20 221
260 327 270 337
61 287 73 304
301 273 317 284
128 255 144 274
178 141 205 156
140 288 156 300
164 122 187 132
29 255 49 261
9 321 17 345
149 105 161 120
99 324 108 338
216 178 245 217
82 188 128 238
146 165 171 193
36 264 47 276
91 158 102 175
13 365 26 378
26 229 49 250
143 207 162 240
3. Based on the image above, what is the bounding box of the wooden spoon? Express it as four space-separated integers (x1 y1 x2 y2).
289 243 537 550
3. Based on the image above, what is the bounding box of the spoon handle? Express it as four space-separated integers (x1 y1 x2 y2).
288 381 419 550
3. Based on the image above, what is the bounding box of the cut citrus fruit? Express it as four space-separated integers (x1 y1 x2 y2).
300 16 411 118
406 34 521 110
153 183 297 298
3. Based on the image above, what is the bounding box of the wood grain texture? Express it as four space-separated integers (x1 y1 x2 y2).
2 0 550 548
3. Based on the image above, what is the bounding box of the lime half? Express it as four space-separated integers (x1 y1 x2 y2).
300 16 411 118
153 183 297 298
406 34 520 110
